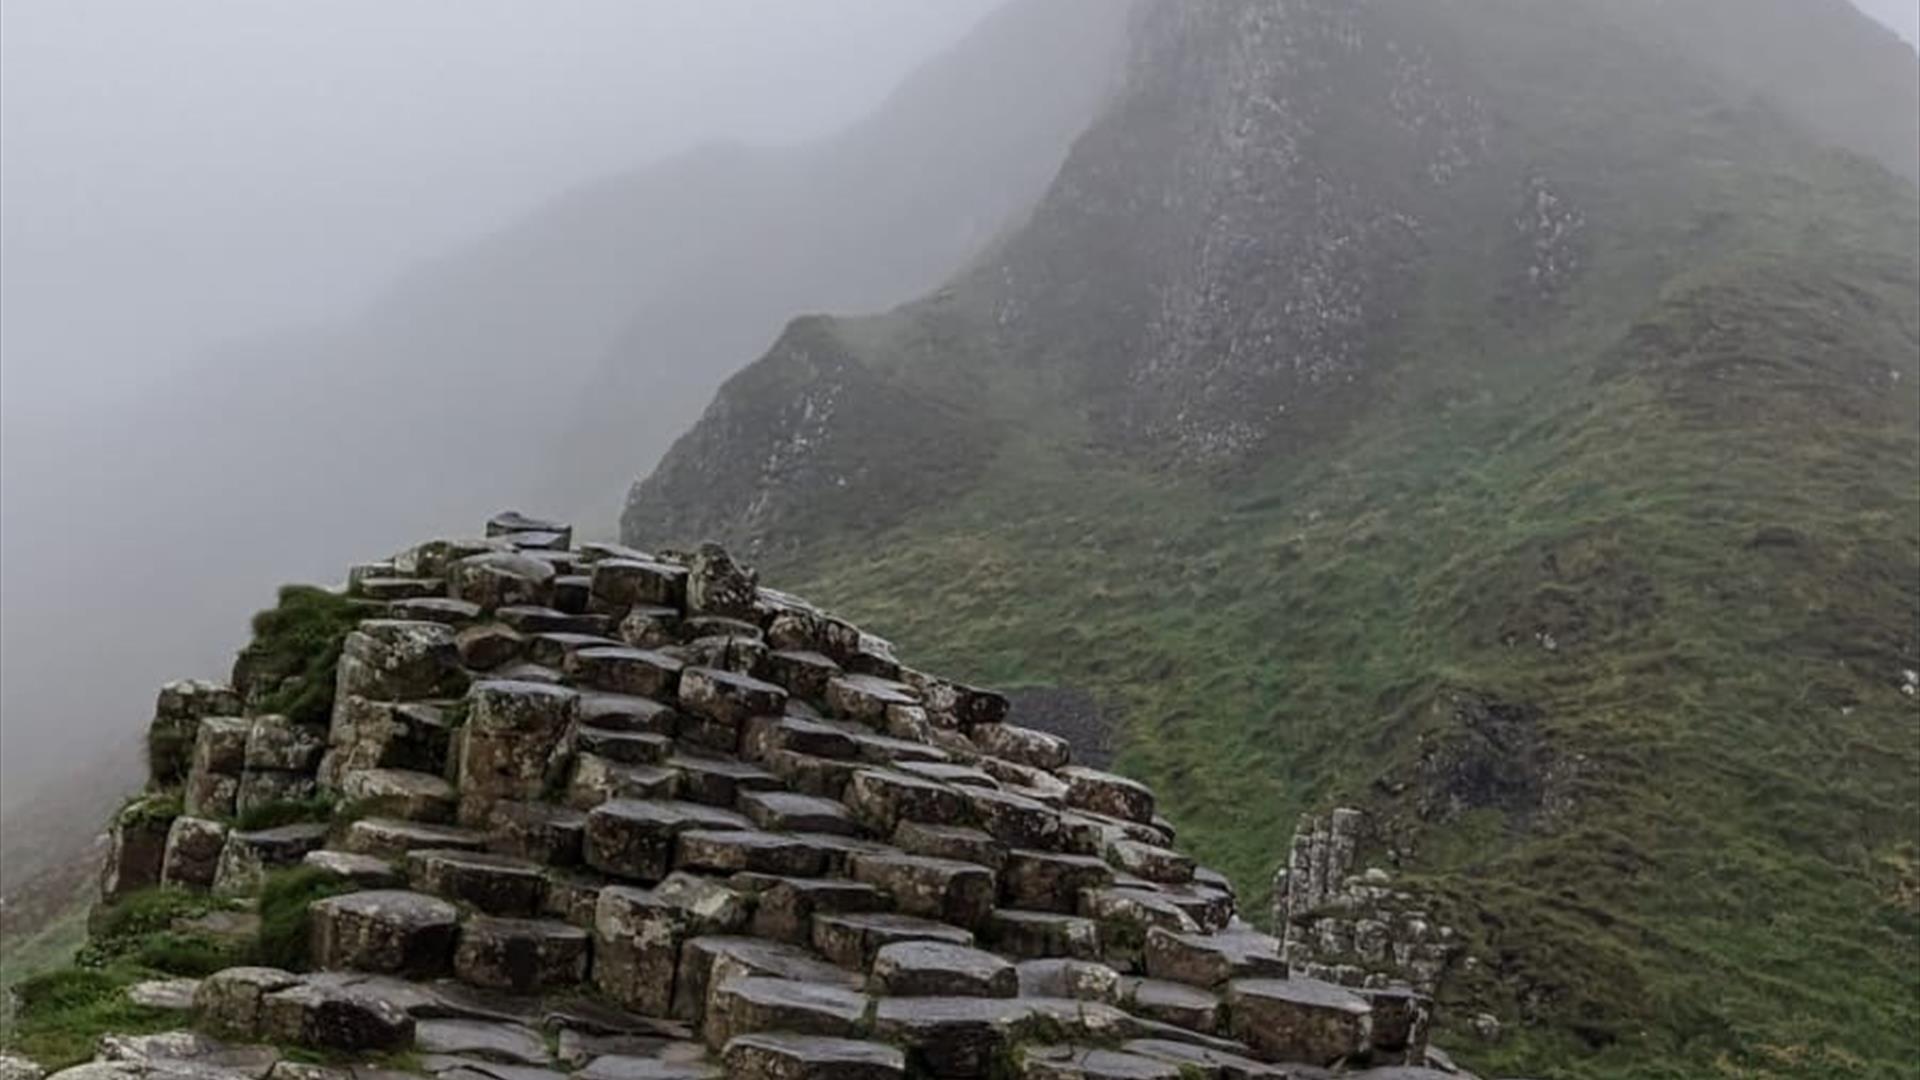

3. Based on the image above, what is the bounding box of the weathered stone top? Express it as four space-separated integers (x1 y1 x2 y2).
80 513 1459 1080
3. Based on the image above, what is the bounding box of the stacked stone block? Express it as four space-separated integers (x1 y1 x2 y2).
91 511 1463 1079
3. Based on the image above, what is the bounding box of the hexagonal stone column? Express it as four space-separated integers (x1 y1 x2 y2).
453 915 590 992
1224 977 1374 1066
870 941 1017 998
309 890 460 977
722 1033 904 1080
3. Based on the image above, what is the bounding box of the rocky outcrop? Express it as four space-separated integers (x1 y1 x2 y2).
78 513 1481 1080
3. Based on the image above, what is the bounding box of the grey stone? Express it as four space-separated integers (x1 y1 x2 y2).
568 648 683 699
414 1020 550 1066
674 831 829 878
101 798 176 902
592 875 749 1016
160 816 229 890
849 852 996 929
342 817 489 861
245 715 326 772
447 553 557 612
984 910 1102 961
126 978 202 1011
970 724 1070 771
721 1034 903 1080
672 936 862 1025
452 916 590 992
310 890 460 976
701 978 866 1052
1003 850 1113 914
739 790 860 836
1119 1040 1289 1080
1225 978 1373 1066
810 911 973 969
303 850 404 888
870 941 1017 998
341 768 457 823
568 757 679 811
892 822 1006 871
1016 959 1123 1004
258 982 415 1052
455 681 580 805
1122 978 1221 1034
407 849 548 916
743 877 887 945
1016 1046 1180 1080
195 967 302 1039
1059 767 1155 824
585 799 750 882
589 558 688 610
1143 927 1286 988
844 769 967 834
213 824 329 895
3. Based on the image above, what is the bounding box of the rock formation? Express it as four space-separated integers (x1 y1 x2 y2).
69 512 1472 1080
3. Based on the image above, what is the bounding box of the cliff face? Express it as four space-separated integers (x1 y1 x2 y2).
624 1 1920 1075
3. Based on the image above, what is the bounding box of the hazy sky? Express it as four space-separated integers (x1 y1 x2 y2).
1854 0 1920 45
0 0 997 417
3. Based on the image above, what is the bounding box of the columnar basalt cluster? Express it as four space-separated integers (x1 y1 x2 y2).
1271 812 1461 997
90 512 1465 1080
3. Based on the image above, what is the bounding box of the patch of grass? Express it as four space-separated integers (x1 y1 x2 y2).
233 585 365 725
2 966 173 1068
251 867 356 972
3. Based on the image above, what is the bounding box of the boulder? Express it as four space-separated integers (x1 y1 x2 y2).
195 967 302 1038
592 875 748 1016
257 981 415 1052
701 978 867 1052
446 552 558 612
1058 768 1155 824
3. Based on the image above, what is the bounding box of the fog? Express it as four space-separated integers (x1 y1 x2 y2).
0 0 1009 822
0 0 1910 867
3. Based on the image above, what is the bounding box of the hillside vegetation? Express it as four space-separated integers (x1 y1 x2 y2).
627 1 1920 1075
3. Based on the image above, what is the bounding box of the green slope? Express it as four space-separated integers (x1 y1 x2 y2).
626 2 1920 1073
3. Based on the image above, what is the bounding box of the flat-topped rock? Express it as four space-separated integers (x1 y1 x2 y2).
579 693 680 735
390 596 485 626
743 716 859 761
675 830 830 877
415 1019 551 1066
743 877 888 945
214 823 330 895
870 941 1016 998
984 910 1102 960
824 674 918 726
586 799 752 882
845 769 968 834
868 996 1136 1080
1003 850 1114 914
721 1034 903 1080
1225 978 1373 1066
1016 959 1122 1004
568 647 683 699
160 816 228 889
1058 767 1156 825
310 891 460 976
702 977 867 1051
970 724 1070 771
812 911 973 969
407 849 548 916
676 667 787 743
1019 1046 1182 1080
195 967 302 1038
963 786 1064 852
483 800 588 865
593 875 750 1017
590 558 688 609
258 981 414 1052
569 756 679 810
1081 887 1202 943
447 552 557 612
342 768 457 823
525 632 624 669
576 728 674 766
1122 978 1220 1035
495 605 610 636
343 818 489 860
673 935 863 1025
1120 1039 1289 1079
303 850 404 888
893 821 1006 870
665 753 782 806
1143 927 1285 988
452 916 589 992
849 851 996 929
739 790 859 836
1106 839 1194 885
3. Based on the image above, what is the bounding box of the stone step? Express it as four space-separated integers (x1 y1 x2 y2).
721 1033 904 1080
963 787 1065 852
341 767 458 823
452 915 590 993
701 977 869 1051
1119 1039 1291 1079
526 632 624 670
1003 850 1114 914
737 876 889 946
869 940 1016 998
343 818 490 861
415 1017 553 1066
578 693 680 735
969 724 1071 771
674 830 832 878
674 935 864 1026
575 728 673 766
303 850 405 889
407 849 548 916
868 997 1134 1079
1224 978 1373 1066
1119 977 1221 1035
310 890 461 977
983 910 1102 961
214 823 329 895
1142 927 1285 988
496 605 611 637
811 911 973 969
483 800 588 866
1018 1045 1184 1080
738 790 861 836
568 647 684 699
1016 959 1122 1004
847 852 996 930
666 752 783 807
585 799 752 883
569 756 680 810
844 769 968 834
892 821 1006 871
